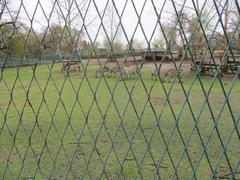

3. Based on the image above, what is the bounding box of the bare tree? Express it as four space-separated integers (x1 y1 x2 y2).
0 0 15 52
214 0 239 64
0 0 7 19
103 0 123 61
49 0 87 57
104 1 121 45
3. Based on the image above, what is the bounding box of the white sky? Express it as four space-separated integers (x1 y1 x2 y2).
5 0 238 45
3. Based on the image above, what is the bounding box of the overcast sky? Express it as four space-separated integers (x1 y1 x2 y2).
5 0 237 45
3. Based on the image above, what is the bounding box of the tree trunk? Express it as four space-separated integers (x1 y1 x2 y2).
223 0 229 68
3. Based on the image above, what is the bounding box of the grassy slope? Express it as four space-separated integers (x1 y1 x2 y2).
0 63 240 179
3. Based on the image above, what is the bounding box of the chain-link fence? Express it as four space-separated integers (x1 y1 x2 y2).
0 0 240 179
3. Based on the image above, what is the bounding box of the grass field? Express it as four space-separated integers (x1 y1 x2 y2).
0 62 240 179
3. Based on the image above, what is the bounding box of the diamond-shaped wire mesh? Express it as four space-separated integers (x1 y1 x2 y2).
0 0 240 179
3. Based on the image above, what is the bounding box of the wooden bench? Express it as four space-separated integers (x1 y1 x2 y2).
191 60 240 76
190 62 222 76
222 60 240 73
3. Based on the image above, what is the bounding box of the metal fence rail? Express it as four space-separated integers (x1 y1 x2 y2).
0 0 239 179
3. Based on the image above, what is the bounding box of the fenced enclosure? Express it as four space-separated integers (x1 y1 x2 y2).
0 0 240 179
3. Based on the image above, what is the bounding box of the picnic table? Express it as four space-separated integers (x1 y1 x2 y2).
190 61 222 76
222 60 240 73
191 60 240 76
61 59 80 76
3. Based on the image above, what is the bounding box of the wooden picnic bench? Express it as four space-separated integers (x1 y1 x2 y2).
190 61 222 76
191 60 240 76
222 60 240 73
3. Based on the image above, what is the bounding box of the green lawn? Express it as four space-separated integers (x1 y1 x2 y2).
0 63 240 179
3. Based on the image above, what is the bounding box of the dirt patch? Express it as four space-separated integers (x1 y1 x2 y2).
222 73 239 81
152 96 183 106
214 166 240 179
152 97 165 106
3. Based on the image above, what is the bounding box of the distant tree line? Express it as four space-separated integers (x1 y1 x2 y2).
0 21 146 59
0 0 239 61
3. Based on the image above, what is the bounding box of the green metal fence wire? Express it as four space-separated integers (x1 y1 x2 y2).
0 0 240 179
